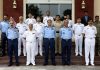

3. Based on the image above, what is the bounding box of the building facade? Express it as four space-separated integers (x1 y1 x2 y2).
0 0 100 22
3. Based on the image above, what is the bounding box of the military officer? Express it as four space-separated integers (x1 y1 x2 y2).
82 19 97 66
23 24 37 66
73 17 84 56
54 15 63 55
63 15 74 28
81 11 90 26
25 13 36 25
33 16 45 56
43 11 54 26
94 16 100 56
43 19 56 66
6 20 19 66
0 15 10 56
16 16 27 56
60 20 73 65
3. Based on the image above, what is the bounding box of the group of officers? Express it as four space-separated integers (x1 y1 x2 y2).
0 11 100 66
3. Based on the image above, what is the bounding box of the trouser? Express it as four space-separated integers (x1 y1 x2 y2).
55 33 61 54
8 39 19 64
85 38 95 64
18 36 26 56
1 33 7 55
61 39 72 64
35 36 43 56
75 35 83 55
26 42 36 64
43 38 55 64
95 37 100 55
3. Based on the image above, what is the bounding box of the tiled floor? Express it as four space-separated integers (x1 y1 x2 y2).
0 65 100 70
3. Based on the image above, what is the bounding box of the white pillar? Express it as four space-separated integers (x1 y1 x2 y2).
0 0 3 20
23 0 27 20
72 0 75 22
94 0 100 19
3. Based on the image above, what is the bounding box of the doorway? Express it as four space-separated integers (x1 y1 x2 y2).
26 4 72 18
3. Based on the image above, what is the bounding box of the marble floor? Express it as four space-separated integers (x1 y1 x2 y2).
0 65 100 70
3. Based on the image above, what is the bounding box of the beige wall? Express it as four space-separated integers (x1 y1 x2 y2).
94 0 100 19
0 0 3 20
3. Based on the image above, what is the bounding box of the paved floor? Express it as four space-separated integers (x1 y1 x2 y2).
0 65 100 70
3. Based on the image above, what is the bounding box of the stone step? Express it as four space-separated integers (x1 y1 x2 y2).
0 56 100 65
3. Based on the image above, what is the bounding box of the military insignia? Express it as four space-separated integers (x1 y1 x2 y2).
87 28 89 29
23 26 26 27
63 32 65 34
51 27 54 30
92 28 95 30
68 29 71 31
80 26 83 27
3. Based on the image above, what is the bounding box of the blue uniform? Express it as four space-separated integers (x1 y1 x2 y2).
6 27 19 64
0 21 10 56
43 26 56 65
60 27 72 65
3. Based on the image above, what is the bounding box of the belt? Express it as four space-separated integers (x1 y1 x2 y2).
44 38 54 40
26 41 34 43
56 31 59 33
78 35 81 36
8 38 17 40
75 34 82 36
62 38 71 41
19 33 23 35
86 37 95 39
2 32 6 34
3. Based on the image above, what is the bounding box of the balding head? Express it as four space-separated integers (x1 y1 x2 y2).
63 20 69 27
19 16 23 23
28 24 33 31
47 19 52 27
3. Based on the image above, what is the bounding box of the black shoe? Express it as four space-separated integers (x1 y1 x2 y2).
16 63 20 66
52 63 56 66
0 55 3 57
55 53 60 56
62 63 66 65
58 53 61 56
66 63 70 66
8 63 13 66
43 63 48 66
55 53 58 56
1 54 5 57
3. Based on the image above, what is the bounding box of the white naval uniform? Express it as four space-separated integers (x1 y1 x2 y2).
67 19 74 28
33 22 45 56
23 30 37 65
25 18 36 25
73 23 84 56
83 25 97 65
43 16 54 26
16 23 28 56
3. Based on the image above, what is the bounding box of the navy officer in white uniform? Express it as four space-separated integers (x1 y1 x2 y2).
82 18 97 66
